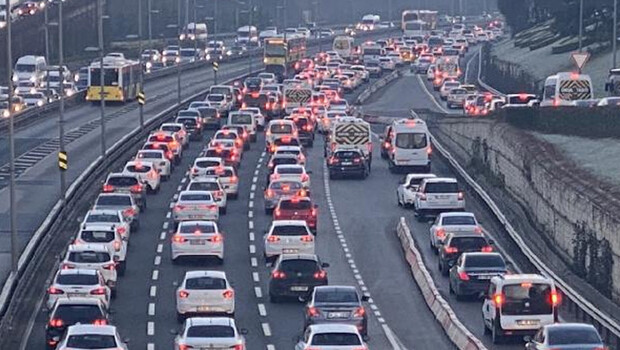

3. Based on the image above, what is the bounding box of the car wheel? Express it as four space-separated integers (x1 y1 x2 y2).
265 207 272 215
111 289 117 299
449 280 454 294
441 261 449 276
483 320 491 335
117 261 126 276
397 192 402 206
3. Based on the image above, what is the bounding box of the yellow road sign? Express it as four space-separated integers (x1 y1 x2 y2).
212 61 219 72
137 91 146 106
58 151 68 171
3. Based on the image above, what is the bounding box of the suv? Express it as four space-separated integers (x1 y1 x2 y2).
75 224 128 275
46 298 109 349
413 177 465 221
102 173 147 210
303 285 370 336
269 254 329 302
438 233 493 275
327 149 369 179
61 244 118 295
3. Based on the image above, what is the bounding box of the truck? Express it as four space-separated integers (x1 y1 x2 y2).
325 117 372 168
540 72 593 107
236 25 258 46
282 80 313 114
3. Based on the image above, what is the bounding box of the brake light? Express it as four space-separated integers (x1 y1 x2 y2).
419 193 427 201
427 146 432 155
313 270 327 279
481 246 493 253
48 318 64 328
383 141 390 149
93 319 108 325
178 344 193 350
178 290 189 298
90 287 107 295
116 227 126 235
352 306 365 317
230 176 238 184
174 205 186 211
267 235 280 242
328 157 338 165
102 263 116 271
130 184 143 193
166 151 174 159
102 184 114 192
301 174 309 182
353 158 361 164
62 263 75 270
474 226 482 234
209 234 223 243
311 207 317 217
458 271 470 281
436 228 446 239
274 208 281 217
232 344 243 350
271 270 286 279
550 291 561 306
223 289 234 299
301 235 314 242
493 293 504 306
48 287 64 295
307 306 319 317
457 192 464 200
122 208 135 217
444 246 458 254
265 189 275 198
113 240 122 251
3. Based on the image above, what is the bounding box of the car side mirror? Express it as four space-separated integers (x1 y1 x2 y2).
314 204 319 209
321 262 330 268
361 294 370 302
307 170 313 174
123 338 131 344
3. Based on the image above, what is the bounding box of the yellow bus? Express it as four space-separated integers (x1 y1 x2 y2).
86 57 141 103
263 35 307 80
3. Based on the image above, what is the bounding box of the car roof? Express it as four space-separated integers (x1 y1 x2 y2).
274 164 304 170
498 273 551 283
271 219 307 227
279 253 319 261
185 270 227 280
68 244 111 253
423 177 457 183
439 211 475 218
544 323 598 331
106 172 139 179
314 285 358 294
57 268 98 276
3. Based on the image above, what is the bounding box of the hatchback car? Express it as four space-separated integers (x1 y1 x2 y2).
56 324 128 350
438 233 494 275
269 254 329 302
295 324 367 350
172 191 219 225
46 298 109 349
304 286 370 336
264 180 306 214
449 252 507 300
176 270 235 320
525 323 605 350
174 317 246 350
264 220 315 261
171 220 224 263
273 196 318 233
46 269 110 309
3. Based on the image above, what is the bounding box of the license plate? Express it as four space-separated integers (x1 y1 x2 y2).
67 293 85 297
290 286 308 291
197 306 211 312
437 195 450 199
283 248 298 254
191 240 206 245
189 215 202 219
327 312 349 319
341 162 352 165
477 275 492 280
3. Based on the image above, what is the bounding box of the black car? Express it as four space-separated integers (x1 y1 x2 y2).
175 116 203 140
269 254 329 302
327 149 369 179
449 252 506 300
286 115 315 147
45 299 109 349
244 77 263 94
304 285 370 336
438 233 494 276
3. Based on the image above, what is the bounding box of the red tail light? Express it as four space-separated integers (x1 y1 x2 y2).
328 157 338 165
93 319 108 325
493 293 504 307
274 209 281 217
62 263 75 270
267 235 280 243
229 175 238 183
313 270 327 279
232 345 243 350
178 290 189 298
265 189 275 198
113 240 122 251
436 228 446 239
122 208 136 217
301 235 314 242
383 141 391 149
307 306 319 317
444 246 458 254
208 234 223 243
172 235 186 243
90 287 107 295
481 246 493 253
166 151 174 159
353 158 362 164
48 318 64 328
130 184 143 193
311 207 317 217
116 227 126 235
48 287 64 295
301 174 309 182
419 193 427 201
352 306 365 317
550 291 561 306
174 205 186 212
102 184 115 192
427 146 432 155
222 289 234 299
458 271 470 281
271 270 286 279
102 263 116 271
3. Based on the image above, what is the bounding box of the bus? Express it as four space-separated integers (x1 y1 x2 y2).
402 10 438 31
263 35 307 81
403 20 427 37
86 57 141 103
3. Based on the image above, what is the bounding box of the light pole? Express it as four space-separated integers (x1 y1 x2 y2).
578 0 584 52
127 0 145 128
44 3 50 101
5 0 18 273
87 0 107 158
613 0 618 69
166 22 182 104
213 0 218 36
58 0 66 196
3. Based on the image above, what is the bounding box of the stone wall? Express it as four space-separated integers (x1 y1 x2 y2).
428 117 620 300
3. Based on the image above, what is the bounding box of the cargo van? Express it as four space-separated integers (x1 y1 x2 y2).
381 118 431 172
227 111 257 142
540 72 593 107
13 55 47 85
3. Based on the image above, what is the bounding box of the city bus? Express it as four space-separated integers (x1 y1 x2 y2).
86 56 141 103
263 35 307 81
402 10 438 32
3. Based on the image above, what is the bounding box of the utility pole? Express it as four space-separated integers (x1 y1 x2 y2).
58 0 67 196
138 0 144 128
248 0 253 75
5 0 18 273
44 3 50 101
613 0 618 69
214 0 218 35
148 0 153 49
578 0 584 52
98 0 106 158
192 0 197 59
177 0 182 104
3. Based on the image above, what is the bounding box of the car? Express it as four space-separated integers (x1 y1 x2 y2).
412 56 433 74
257 72 276 84
429 212 482 252
426 65 437 81
413 177 465 220
147 131 183 163
597 97 620 106
270 164 311 189
46 269 110 310
273 196 318 233
45 298 110 349
195 106 221 129
327 99 350 114
61 244 118 295
102 173 147 210
142 142 176 165
350 65 370 82
190 157 224 179
122 160 161 193
160 122 189 149
171 220 224 263
273 145 306 165
228 110 257 142
240 107 266 130
327 149 369 179
266 119 299 152
93 193 140 232
295 324 367 350
269 254 329 302
186 177 228 214
264 220 315 261
449 252 507 300
264 180 306 214
162 49 180 66
440 80 461 100
22 92 47 107
396 173 437 207
438 233 494 275
202 146 241 169
81 209 130 241
387 52 403 67
176 270 234 321
364 60 382 77
56 324 128 350
303 286 370 336
173 191 219 225
174 317 246 350
135 149 171 181
266 154 304 182
285 115 315 147
176 115 203 140
524 323 605 350
212 129 245 151
447 88 469 109
75 224 128 275
378 56 396 71
203 166 239 200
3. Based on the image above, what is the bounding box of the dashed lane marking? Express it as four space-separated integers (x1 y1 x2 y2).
249 245 256 254
248 221 254 230
157 244 163 253
252 272 260 282
147 321 154 336
154 256 161 265
262 323 272 337
258 303 267 316
150 286 157 298
147 343 155 350
148 303 156 316
151 270 159 281
159 231 166 240
251 257 258 267
254 286 263 298
249 231 255 241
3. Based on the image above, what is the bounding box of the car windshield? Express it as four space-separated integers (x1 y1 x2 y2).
66 335 117 348
425 182 459 193
271 225 307 236
69 251 111 263
442 216 476 225
179 193 211 201
502 283 554 315
57 273 99 285
449 236 487 250
80 231 115 243
315 290 358 303
270 124 293 134
107 177 138 187
197 160 221 168
96 196 131 206
464 255 505 268
207 95 225 102
311 333 362 345
186 277 226 290
395 133 427 149
86 213 119 223
54 305 103 324
280 200 312 210
187 325 235 338
548 328 601 345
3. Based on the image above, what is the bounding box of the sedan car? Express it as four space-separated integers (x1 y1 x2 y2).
429 212 482 252
56 324 128 350
269 254 329 302
176 270 234 321
295 324 367 350
46 269 110 309
304 286 369 336
190 157 224 179
171 220 224 263
525 323 606 350
102 173 147 210
270 164 311 189
449 252 507 300
174 317 246 350
204 166 239 200
172 191 219 225
186 177 227 214
81 209 130 241
264 180 306 214
438 233 493 275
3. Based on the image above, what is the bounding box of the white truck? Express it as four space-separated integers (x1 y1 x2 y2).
325 117 372 168
283 80 313 114
236 25 258 46
360 14 380 31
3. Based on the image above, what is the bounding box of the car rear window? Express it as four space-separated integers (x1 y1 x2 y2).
196 160 221 168
187 325 234 338
177 117 197 126
54 305 104 324
188 182 220 191
67 335 116 348
85 213 119 223
280 259 318 272
315 290 358 303
280 200 312 210
270 124 293 134
205 168 234 177
57 274 99 285
179 223 216 234
449 237 487 249
231 113 252 124
178 110 200 117
273 157 298 165
126 165 151 173
425 182 459 193
186 277 226 290
215 133 237 140
96 196 131 206
180 193 212 201
277 167 303 175
335 151 361 159
80 231 115 243
311 333 362 345
205 149 231 157
161 125 182 132
138 151 163 159
271 225 307 236
548 328 601 345
198 108 218 117
464 254 505 268
69 251 111 263
442 216 476 225
502 283 553 315
270 181 302 190
395 133 427 149
148 135 173 143
106 177 138 187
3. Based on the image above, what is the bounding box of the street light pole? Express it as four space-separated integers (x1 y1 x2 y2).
5 0 18 273
613 0 618 69
177 0 182 104
248 0 253 75
147 0 152 48
98 0 106 157
578 0 584 52
192 0 197 57
44 3 50 101
138 0 144 128
58 0 66 196
214 0 218 36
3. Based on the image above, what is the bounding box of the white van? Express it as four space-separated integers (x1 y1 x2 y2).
383 118 431 172
482 274 560 344
540 72 593 107
227 111 257 142
332 36 355 60
13 55 47 85
236 25 258 46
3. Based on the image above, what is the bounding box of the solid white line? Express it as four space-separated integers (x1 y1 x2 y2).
253 272 260 282
416 74 452 114
255 286 263 298
258 303 267 316
249 231 255 241
251 257 258 267
150 286 157 298
151 270 159 280
382 324 408 350
249 245 256 254
154 256 161 265
147 321 155 335
148 303 156 316
157 244 163 253
262 323 272 337
159 231 166 240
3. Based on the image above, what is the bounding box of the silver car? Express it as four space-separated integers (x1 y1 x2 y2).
525 323 605 350
173 190 219 225
93 193 141 232
174 317 246 350
304 286 370 336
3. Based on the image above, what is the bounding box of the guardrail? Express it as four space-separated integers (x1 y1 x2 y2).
395 217 488 350
426 119 620 348
475 47 505 97
355 69 402 105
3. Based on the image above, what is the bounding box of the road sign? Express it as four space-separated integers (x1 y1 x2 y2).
212 61 219 72
571 51 591 71
58 151 67 171
137 91 146 106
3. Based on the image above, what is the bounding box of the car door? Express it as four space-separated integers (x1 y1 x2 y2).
482 282 496 327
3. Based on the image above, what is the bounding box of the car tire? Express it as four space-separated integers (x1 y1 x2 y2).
441 260 449 276
111 289 117 299
483 321 491 335
230 193 238 200
449 280 454 294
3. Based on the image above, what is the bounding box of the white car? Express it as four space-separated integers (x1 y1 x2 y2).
75 224 128 275
295 324 367 350
160 122 189 148
270 164 311 189
264 220 315 261
186 177 228 214
429 212 482 251
350 65 370 82
240 106 266 130
93 193 141 233
396 173 437 207
56 324 128 350
387 52 403 66
122 160 161 193
257 72 276 84
328 99 350 114
173 191 219 224
190 157 225 179
61 244 118 296
46 269 110 309
22 92 47 107
176 270 234 320
175 317 246 350
171 221 224 263
273 145 306 165
440 80 461 100
427 65 436 81
135 149 171 181
378 56 396 71
413 177 465 221
81 209 130 241
203 166 239 199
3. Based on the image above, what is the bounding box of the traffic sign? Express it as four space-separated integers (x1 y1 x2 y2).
212 61 219 72
571 51 591 71
137 91 146 106
58 151 68 171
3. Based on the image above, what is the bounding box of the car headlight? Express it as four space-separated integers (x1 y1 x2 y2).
37 100 44 106
179 34 186 40
206 54 211 61
227 50 232 56
175 57 180 63
12 75 18 82
146 61 152 69
66 89 74 96
0 22 6 29
30 76 37 83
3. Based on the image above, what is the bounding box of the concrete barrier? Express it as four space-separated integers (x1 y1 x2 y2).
355 69 402 105
396 217 488 350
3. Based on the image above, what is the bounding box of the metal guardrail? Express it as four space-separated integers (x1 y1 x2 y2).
355 69 401 105
475 47 505 97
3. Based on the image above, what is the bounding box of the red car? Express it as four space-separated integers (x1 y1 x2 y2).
273 196 318 233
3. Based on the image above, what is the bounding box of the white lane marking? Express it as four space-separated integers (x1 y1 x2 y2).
148 303 156 316
251 257 258 267
157 244 163 253
249 201 254 208
147 321 154 335
173 193 179 201
151 270 159 280
160 231 166 240
261 151 266 157
248 211 254 218
249 192 255 200
166 210 172 216
162 222 169 230
150 286 157 298
254 169 259 176
249 245 256 254
262 323 272 337
416 74 452 114
181 177 187 183
251 179 257 186
169 203 174 209
147 343 155 350
253 272 260 282
254 286 263 298
249 221 254 230
177 185 182 191
255 163 261 169
154 256 161 265
249 231 255 241
267 345 275 350
258 303 267 316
